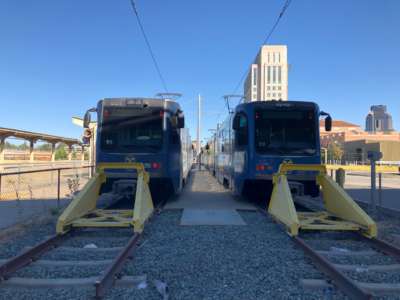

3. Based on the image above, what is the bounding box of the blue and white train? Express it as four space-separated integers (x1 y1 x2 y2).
209 100 331 198
83 97 193 196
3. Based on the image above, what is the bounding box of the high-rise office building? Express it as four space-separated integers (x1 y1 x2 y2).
365 105 394 132
244 45 290 102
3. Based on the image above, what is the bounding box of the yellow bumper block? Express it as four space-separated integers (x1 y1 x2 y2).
268 164 377 238
56 163 154 234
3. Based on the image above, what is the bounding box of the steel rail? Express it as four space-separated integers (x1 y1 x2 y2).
93 233 141 298
350 232 400 260
92 188 171 298
292 236 372 300
252 202 372 300
0 228 82 280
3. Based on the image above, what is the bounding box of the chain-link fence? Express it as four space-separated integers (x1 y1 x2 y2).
0 161 88 174
329 169 400 218
0 166 94 229
324 152 400 167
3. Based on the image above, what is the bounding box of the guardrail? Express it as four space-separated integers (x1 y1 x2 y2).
376 161 400 167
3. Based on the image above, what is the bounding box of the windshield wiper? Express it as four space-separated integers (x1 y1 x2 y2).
287 148 317 156
261 148 287 154
119 145 158 153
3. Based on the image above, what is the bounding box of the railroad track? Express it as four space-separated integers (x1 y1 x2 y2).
0 194 170 298
253 201 400 300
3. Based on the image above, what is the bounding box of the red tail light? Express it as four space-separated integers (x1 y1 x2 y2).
153 163 157 169
260 165 265 171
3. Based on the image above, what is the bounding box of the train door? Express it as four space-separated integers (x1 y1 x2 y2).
233 114 249 195
215 131 219 180
169 114 182 193
229 116 234 191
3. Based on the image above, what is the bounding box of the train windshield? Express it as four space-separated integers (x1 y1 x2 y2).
254 109 317 156
100 107 163 153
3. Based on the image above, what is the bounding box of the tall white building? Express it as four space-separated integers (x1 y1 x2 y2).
244 45 290 102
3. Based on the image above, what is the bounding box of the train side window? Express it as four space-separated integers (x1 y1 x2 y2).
238 117 248 146
170 115 180 145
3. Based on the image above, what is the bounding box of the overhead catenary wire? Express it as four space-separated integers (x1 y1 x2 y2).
129 0 169 93
213 0 292 127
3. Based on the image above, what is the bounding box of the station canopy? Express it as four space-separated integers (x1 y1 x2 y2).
0 127 78 145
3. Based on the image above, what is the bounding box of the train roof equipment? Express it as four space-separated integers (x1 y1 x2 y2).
268 164 377 238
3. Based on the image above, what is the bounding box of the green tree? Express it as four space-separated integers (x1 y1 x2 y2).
5 141 18 149
18 141 30 150
84 152 89 160
329 139 345 161
57 143 67 150
72 151 77 159
55 147 67 160
35 143 52 152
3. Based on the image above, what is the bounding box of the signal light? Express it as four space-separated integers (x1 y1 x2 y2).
260 165 265 171
158 162 162 169
105 110 108 116
160 110 163 116
153 163 157 169
255 112 259 119
255 164 260 171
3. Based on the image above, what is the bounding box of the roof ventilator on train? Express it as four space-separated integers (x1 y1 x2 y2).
56 163 154 234
268 164 377 238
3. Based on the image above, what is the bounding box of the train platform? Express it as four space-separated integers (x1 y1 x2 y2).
163 169 256 211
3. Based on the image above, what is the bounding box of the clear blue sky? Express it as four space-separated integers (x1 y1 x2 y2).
1 0 399 146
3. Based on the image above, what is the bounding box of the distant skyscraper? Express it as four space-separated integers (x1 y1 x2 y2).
244 45 290 103
365 105 394 132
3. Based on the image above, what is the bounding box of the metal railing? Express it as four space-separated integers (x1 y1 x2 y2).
0 165 94 229
0 161 89 174
330 169 400 219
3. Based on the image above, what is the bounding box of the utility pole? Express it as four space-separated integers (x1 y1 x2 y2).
180 94 220 171
197 94 201 171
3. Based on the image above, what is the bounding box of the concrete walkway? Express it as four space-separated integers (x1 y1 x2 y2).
164 169 256 211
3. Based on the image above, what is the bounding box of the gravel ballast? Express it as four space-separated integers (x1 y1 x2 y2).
3 201 400 299
13 265 107 279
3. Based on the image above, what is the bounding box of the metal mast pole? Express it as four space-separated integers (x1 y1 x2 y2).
372 111 375 135
197 94 201 171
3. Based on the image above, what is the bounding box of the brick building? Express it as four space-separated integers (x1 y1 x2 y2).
319 119 400 161
319 120 362 136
